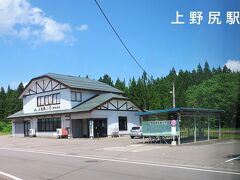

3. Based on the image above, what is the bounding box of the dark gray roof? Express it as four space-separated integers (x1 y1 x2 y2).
46 73 124 94
136 107 225 116
71 93 127 113
8 93 128 119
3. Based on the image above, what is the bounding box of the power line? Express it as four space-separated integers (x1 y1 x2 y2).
94 0 151 79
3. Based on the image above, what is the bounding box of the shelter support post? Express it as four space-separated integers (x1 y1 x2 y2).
208 115 210 141
178 113 181 145
218 114 221 139
69 114 72 138
194 115 197 143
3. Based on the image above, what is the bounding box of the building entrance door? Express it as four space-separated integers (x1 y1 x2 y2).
24 121 30 137
88 119 107 138
72 119 83 138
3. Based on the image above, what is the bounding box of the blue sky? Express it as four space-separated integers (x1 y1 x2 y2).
0 0 240 89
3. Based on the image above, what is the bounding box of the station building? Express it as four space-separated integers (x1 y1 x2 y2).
8 73 141 138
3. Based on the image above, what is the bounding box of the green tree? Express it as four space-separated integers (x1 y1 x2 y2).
203 61 212 79
17 82 24 95
0 87 6 120
186 73 239 127
197 63 203 74
128 77 142 109
98 74 114 86
0 84 23 132
223 65 231 73
115 78 127 92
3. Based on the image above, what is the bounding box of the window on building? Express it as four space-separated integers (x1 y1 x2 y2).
37 118 61 132
37 93 60 107
76 92 81 101
46 118 50 131
44 95 50 105
37 96 45 106
56 93 60 104
71 91 82 102
52 94 57 104
52 93 60 105
49 95 52 104
40 96 44 106
71 91 75 101
37 96 41 107
119 116 128 131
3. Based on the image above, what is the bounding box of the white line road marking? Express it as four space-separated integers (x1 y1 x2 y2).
96 144 164 152
225 156 240 162
0 171 23 180
0 148 240 176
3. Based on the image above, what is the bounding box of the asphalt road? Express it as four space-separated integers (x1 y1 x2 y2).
0 136 239 180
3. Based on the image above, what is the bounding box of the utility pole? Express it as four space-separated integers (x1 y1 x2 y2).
170 81 176 108
170 81 176 146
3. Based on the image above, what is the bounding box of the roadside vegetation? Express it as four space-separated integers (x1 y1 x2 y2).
180 128 240 140
0 132 10 136
100 61 239 132
0 61 239 137
0 84 24 134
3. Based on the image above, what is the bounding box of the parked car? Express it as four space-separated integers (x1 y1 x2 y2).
130 126 143 139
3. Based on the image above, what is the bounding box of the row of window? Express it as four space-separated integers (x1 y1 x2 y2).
37 93 60 107
71 91 82 102
37 118 61 132
36 116 128 132
36 91 82 107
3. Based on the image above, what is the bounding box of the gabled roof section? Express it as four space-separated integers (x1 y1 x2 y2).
8 93 129 119
71 93 128 113
46 73 124 94
19 73 124 98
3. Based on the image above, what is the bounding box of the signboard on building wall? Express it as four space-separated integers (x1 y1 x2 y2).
142 120 179 136
34 105 61 112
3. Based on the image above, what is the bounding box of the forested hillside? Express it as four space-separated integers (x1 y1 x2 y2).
99 62 239 128
0 62 239 133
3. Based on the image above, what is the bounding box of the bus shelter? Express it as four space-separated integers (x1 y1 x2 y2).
136 107 224 145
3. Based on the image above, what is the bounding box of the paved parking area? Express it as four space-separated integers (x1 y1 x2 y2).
0 136 239 180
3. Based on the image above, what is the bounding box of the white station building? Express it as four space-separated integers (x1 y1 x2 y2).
8 73 141 138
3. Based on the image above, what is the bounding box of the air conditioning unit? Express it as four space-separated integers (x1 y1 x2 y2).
56 128 68 138
29 129 36 137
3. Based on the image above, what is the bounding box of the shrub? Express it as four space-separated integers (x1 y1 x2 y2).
0 120 11 133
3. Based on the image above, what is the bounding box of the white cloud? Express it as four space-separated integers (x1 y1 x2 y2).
225 60 240 72
18 27 31 39
0 0 72 43
76 24 88 31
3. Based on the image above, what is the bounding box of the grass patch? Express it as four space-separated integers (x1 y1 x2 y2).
181 128 240 140
211 128 240 131
0 132 10 136
0 120 11 133
221 134 240 139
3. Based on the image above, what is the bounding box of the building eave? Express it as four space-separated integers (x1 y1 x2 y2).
9 93 134 120
19 73 125 99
